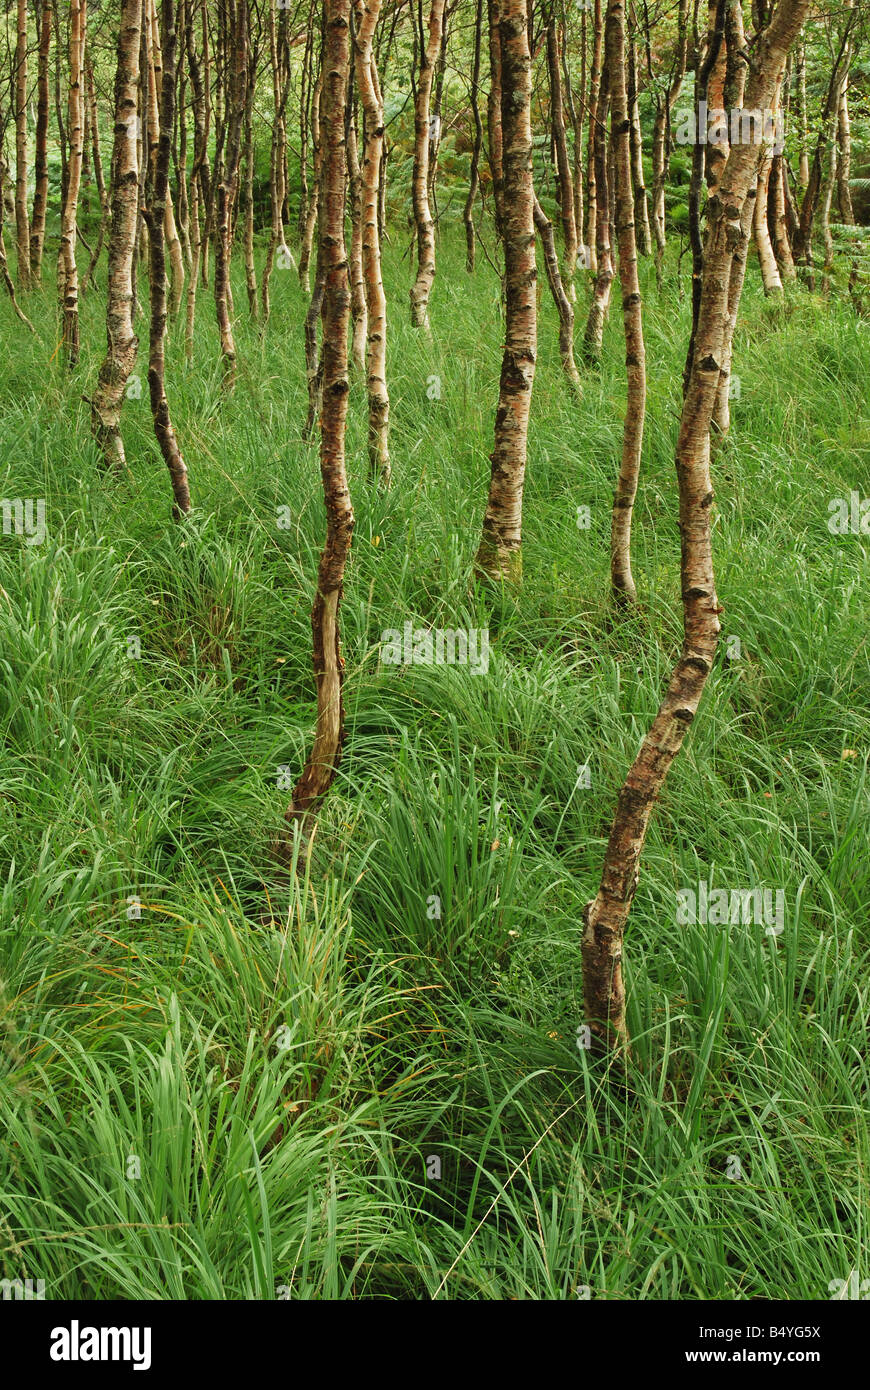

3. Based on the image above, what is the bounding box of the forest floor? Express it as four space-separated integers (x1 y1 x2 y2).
1 230 868 1298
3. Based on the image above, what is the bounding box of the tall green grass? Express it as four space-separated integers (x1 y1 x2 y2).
0 225 867 1298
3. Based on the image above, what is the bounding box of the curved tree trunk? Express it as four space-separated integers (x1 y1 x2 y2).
582 0 811 1053
283 0 354 844
90 0 143 472
474 0 536 584
533 194 581 397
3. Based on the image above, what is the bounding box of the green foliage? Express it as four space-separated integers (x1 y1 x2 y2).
0 228 868 1300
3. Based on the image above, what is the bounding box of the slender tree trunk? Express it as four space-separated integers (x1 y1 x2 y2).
283 0 354 843
242 36 258 319
185 0 209 347
90 0 142 472
60 0 87 368
0 149 35 331
768 152 796 282
546 19 577 294
303 240 326 440
683 0 726 395
353 0 391 484
795 33 809 189
214 0 247 388
627 30 651 257
347 98 368 373
836 78 854 226
185 170 201 359
607 0 646 607
584 0 603 275
755 75 783 296
793 12 854 271
650 0 689 279
582 0 811 1053
562 9 585 272
819 129 837 296
148 0 185 315
14 0 31 292
298 66 322 293
486 0 505 237
583 60 613 363
81 52 110 293
261 0 295 323
464 0 484 272
30 0 53 286
409 0 446 330
474 0 536 584
533 194 581 396
755 145 782 295
143 0 191 517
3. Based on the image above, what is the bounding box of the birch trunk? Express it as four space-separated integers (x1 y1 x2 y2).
546 19 577 294
607 0 646 607
214 0 247 388
14 0 30 292
409 0 446 330
90 0 142 472
353 0 391 484
143 0 191 517
284 0 354 843
30 0 52 286
582 0 811 1052
347 99 368 374
59 0 86 368
474 0 536 584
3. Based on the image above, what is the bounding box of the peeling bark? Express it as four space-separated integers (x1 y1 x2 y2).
607 0 646 607
474 0 536 585
90 0 142 472
582 0 811 1052
284 0 354 844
